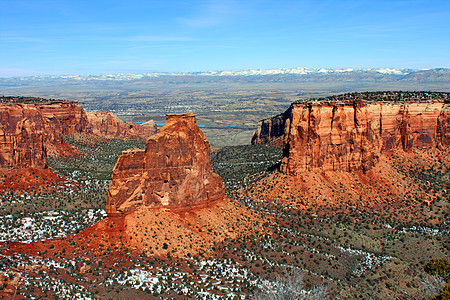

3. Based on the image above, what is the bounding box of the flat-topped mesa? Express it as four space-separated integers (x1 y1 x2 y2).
106 112 225 215
0 99 159 171
0 101 89 138
252 98 449 175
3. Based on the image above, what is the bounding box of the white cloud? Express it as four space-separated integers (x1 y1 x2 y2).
178 0 243 28
117 35 195 42
0 36 46 43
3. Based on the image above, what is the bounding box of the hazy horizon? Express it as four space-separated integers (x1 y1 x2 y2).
2 66 447 79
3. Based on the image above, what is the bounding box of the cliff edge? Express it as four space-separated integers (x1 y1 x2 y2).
0 99 157 171
0 101 89 168
252 92 449 174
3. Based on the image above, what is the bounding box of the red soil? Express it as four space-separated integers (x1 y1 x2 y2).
0 168 66 194
242 149 448 225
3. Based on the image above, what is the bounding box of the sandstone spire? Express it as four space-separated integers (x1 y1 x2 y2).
106 113 224 215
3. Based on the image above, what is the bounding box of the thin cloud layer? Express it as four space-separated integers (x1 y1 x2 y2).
0 0 449 76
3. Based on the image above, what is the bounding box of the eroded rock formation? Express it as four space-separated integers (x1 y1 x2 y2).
0 100 157 171
437 103 450 149
0 119 47 169
87 112 257 258
251 109 290 145
107 113 224 215
86 111 157 141
253 99 449 174
0 101 89 168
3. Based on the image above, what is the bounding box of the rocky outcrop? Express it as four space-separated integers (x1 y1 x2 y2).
0 102 89 134
106 113 224 215
86 112 157 141
254 99 449 175
0 101 158 170
377 102 449 151
251 108 291 145
437 104 450 150
0 101 89 168
77 112 258 258
0 119 47 169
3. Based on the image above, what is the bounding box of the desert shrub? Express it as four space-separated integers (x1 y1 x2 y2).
255 270 329 300
424 258 449 278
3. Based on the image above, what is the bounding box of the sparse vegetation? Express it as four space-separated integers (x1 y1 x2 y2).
0 92 449 299
294 91 450 104
0 96 68 104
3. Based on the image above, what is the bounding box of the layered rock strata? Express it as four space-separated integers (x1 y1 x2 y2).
0 119 47 169
251 108 291 145
84 112 256 258
0 101 89 168
0 101 157 170
86 111 157 141
106 113 224 215
253 101 449 174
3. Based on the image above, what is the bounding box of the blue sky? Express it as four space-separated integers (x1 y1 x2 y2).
0 0 449 77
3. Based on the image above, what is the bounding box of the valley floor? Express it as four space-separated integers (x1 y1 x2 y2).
0 137 448 299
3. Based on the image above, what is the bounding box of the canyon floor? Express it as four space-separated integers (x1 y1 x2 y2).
0 133 448 299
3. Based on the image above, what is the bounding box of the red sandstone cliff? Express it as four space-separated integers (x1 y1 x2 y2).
0 100 157 171
253 100 449 174
86 111 157 141
437 103 450 149
0 101 89 168
107 113 224 215
0 119 47 169
3 112 260 259
251 109 290 145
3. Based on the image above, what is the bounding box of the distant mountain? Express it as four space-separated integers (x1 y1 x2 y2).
1 67 449 82
400 68 450 82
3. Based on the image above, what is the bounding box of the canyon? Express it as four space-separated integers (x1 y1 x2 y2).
4 112 260 263
0 98 156 170
0 92 448 299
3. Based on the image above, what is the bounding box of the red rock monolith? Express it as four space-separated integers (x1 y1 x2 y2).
106 113 224 215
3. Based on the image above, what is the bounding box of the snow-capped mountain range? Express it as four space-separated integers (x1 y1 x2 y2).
1 67 449 82
1 67 419 80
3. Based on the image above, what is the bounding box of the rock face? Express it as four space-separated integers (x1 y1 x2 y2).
251 109 291 145
83 113 257 258
0 119 47 169
0 101 157 170
253 100 449 174
0 101 89 168
436 103 449 150
106 113 224 215
86 111 157 141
